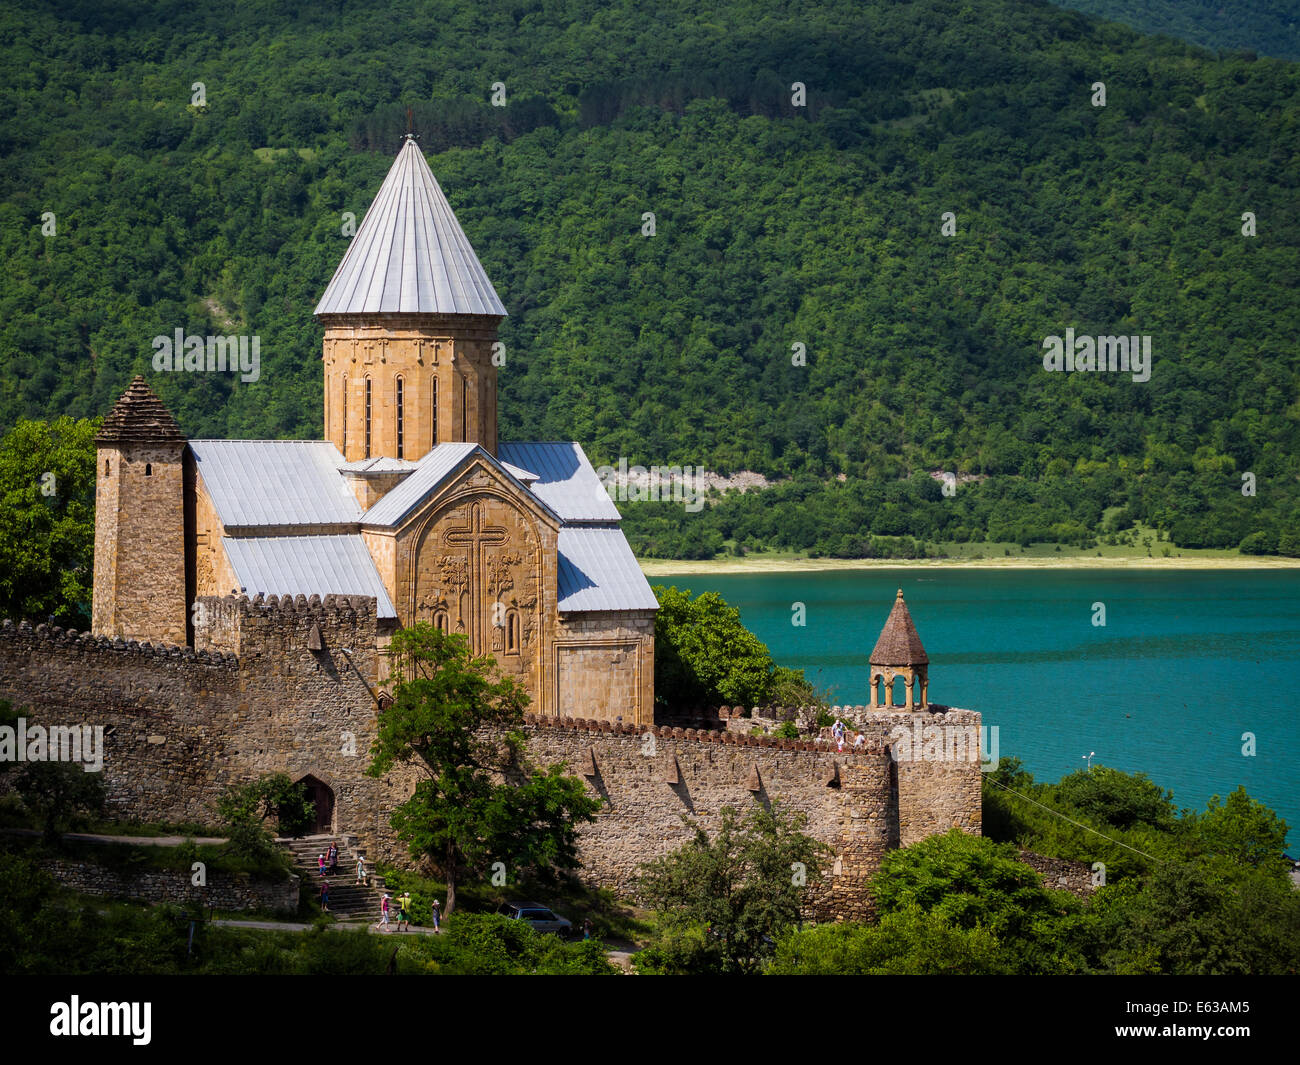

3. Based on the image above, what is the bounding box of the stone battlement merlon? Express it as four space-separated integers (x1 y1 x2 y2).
522 712 889 755
199 592 376 619
0 617 238 669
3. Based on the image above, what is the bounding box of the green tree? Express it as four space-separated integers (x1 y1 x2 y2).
1187 787 1291 874
636 803 831 974
653 586 820 711
1050 765 1177 832
366 623 600 914
217 772 314 858
871 828 1074 943
767 905 1015 975
14 761 106 842
0 417 98 626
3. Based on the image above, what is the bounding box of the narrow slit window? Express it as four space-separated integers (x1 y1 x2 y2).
395 376 404 459
364 377 372 458
431 376 438 448
461 377 468 441
341 376 348 453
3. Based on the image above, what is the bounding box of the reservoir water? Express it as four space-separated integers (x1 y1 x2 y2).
652 568 1300 850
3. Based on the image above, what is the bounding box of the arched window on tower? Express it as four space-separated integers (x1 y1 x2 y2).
395 375 404 459
506 609 519 654
341 376 348 454
364 376 372 458
431 376 438 448
145 463 152 476
461 376 468 441
105 458 110 474
433 609 449 634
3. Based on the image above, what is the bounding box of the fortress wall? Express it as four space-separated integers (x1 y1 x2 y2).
0 619 240 821
0 605 982 921
518 717 895 919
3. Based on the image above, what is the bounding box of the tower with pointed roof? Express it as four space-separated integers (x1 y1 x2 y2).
868 588 929 710
315 134 506 463
92 376 190 645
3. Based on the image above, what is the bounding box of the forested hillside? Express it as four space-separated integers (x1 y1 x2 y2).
2 0 1298 560
1054 0 1300 61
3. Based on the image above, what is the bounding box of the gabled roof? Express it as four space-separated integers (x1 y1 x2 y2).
497 442 621 522
315 136 507 318
557 527 658 612
338 456 419 474
190 440 361 530
869 589 929 666
224 535 397 618
360 442 561 529
96 376 186 446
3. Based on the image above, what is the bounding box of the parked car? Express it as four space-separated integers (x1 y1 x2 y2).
497 901 573 938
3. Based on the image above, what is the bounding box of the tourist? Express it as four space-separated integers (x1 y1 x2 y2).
320 880 330 913
317 853 326 877
853 731 865 749
582 918 592 941
377 893 391 933
430 898 441 933
397 891 411 932
328 841 338 874
356 855 367 886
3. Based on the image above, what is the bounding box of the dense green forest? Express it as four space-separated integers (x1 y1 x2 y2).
1054 0 1300 61
2 0 1298 561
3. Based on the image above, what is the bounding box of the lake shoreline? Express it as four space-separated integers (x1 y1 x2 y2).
638 555 1300 575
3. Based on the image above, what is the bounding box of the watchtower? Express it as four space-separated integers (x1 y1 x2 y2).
91 376 189 646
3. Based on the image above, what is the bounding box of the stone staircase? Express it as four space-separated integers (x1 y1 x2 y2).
277 834 387 924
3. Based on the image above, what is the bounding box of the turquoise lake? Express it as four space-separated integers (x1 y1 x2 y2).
654 569 1300 851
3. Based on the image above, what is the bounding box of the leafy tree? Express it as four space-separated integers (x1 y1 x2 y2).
1186 786 1291 874
653 586 820 711
366 623 600 914
871 828 1075 944
767 905 1015 975
636 803 831 974
14 761 106 842
1095 859 1300 975
0 417 98 626
216 772 313 858
1049 765 1177 832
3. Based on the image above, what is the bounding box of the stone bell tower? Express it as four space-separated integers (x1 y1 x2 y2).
91 376 189 646
868 588 929 710
315 135 507 464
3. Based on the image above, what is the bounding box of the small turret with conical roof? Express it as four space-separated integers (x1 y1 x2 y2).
92 376 189 646
868 588 929 710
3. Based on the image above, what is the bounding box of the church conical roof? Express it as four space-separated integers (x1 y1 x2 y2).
95 376 186 446
315 136 507 318
869 588 929 666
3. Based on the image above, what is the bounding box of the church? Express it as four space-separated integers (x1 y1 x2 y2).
90 135 658 723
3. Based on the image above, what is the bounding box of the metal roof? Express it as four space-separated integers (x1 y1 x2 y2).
190 440 361 530
497 442 621 522
557 527 659 612
359 442 478 527
338 456 419 473
224 535 398 618
314 137 507 318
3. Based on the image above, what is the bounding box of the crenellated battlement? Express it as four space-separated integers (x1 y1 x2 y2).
522 712 888 755
0 616 237 669
212 592 376 618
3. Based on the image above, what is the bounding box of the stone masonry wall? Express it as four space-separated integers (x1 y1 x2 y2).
38 856 299 913
517 716 896 920
0 603 983 921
